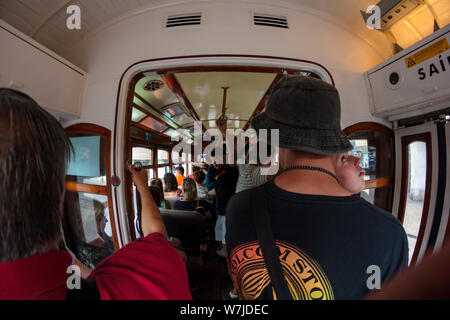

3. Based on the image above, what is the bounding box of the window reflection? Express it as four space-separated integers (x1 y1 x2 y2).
64 192 115 269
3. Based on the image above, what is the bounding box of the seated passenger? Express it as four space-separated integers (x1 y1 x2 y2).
226 76 408 300
175 166 187 187
163 172 180 209
150 178 168 209
193 170 209 201
0 89 191 300
173 178 211 220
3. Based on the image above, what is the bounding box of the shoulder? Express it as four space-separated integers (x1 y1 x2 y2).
360 199 405 232
90 233 191 299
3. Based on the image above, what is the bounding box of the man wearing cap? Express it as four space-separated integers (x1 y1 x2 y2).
225 76 408 300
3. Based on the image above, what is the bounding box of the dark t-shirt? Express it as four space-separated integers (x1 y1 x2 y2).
225 180 408 300
173 199 211 215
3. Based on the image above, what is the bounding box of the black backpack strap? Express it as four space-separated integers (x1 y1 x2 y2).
250 184 293 300
66 278 101 300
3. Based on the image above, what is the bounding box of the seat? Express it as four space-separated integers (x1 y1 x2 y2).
164 196 181 209
160 209 208 264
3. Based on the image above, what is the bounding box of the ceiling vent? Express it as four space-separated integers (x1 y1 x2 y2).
166 13 202 28
253 14 288 29
143 80 164 91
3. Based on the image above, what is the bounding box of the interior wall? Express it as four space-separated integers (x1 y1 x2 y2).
62 0 391 130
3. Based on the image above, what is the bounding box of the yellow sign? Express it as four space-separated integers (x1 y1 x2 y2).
405 38 449 68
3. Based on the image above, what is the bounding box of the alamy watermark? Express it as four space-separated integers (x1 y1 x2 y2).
171 121 279 175
66 5 81 30
66 265 81 290
364 5 381 30
366 265 381 290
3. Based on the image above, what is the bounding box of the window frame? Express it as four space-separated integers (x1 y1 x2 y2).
397 132 433 266
344 122 395 212
64 123 119 252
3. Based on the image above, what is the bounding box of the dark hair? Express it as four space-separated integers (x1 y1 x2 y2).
0 89 73 262
193 170 205 184
148 186 162 206
175 166 184 175
192 166 200 173
163 172 178 192
150 178 164 199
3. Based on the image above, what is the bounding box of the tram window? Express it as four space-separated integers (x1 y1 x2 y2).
132 147 152 166
141 117 168 132
131 107 146 122
158 149 169 164
66 134 107 186
158 166 169 178
64 191 115 269
344 122 394 212
404 141 427 264
347 130 393 180
147 168 154 181
360 185 393 210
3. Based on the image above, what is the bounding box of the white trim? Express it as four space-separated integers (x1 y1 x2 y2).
113 55 331 245
434 122 450 252
393 122 439 264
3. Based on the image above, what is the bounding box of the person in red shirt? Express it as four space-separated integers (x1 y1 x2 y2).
0 88 191 300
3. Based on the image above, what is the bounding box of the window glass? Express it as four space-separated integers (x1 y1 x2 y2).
162 104 191 126
158 166 169 178
132 147 152 166
141 117 168 132
404 141 427 264
64 192 114 269
172 151 181 165
66 134 106 186
132 107 146 122
347 130 393 181
158 149 169 164
359 185 393 212
147 168 154 182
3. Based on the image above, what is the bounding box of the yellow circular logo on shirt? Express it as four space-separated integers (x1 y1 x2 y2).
230 240 334 300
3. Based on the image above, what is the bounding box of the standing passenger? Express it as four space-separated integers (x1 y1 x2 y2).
226 76 408 300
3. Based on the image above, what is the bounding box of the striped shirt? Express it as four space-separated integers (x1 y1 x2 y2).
235 164 268 193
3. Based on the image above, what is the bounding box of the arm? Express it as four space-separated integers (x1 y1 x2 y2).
129 165 168 238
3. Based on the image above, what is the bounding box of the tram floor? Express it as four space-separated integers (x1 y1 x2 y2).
185 241 231 300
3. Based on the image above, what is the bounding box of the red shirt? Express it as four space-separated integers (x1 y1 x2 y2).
0 233 192 300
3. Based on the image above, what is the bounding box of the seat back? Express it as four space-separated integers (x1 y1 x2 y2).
164 196 181 209
160 209 207 242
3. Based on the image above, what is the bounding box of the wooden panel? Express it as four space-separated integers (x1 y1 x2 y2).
65 123 120 250
364 178 393 189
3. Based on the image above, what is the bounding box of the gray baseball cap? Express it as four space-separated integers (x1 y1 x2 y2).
251 76 352 155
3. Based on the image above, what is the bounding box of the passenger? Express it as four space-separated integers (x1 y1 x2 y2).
235 142 274 193
226 76 408 300
175 166 187 187
173 178 212 220
0 89 191 300
150 178 168 209
189 165 200 179
213 151 239 257
193 170 209 201
163 172 180 209
204 164 217 191
331 153 366 194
